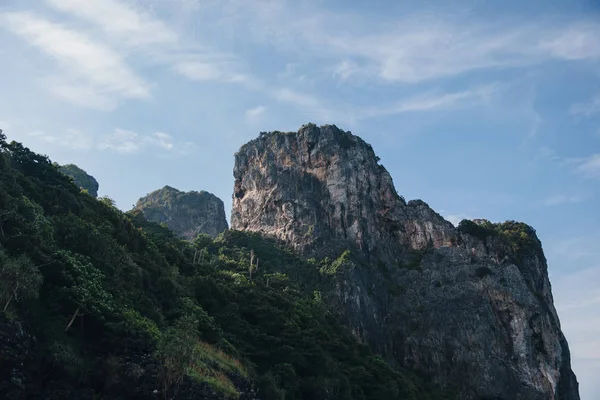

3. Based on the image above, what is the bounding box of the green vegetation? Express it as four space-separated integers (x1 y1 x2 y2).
457 219 497 241
0 132 454 399
458 219 542 263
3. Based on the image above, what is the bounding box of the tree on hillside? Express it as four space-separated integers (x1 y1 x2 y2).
0 250 42 311
55 250 114 332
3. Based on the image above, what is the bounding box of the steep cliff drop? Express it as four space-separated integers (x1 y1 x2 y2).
134 185 228 239
231 123 580 400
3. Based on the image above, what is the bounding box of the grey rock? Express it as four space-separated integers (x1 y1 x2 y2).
59 164 99 198
231 123 580 400
134 186 228 240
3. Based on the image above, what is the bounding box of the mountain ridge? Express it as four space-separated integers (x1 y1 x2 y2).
231 123 580 400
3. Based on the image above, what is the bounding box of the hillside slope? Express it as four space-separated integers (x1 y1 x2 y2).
0 132 452 399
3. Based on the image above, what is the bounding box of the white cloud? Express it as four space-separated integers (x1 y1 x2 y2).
574 154 600 179
544 194 585 206
359 85 497 119
272 88 322 108
44 0 177 46
45 80 118 111
333 60 360 80
570 95 600 117
174 61 223 81
245 105 266 120
540 24 600 60
0 11 149 108
28 128 93 150
99 128 196 155
226 3 600 83
173 59 258 89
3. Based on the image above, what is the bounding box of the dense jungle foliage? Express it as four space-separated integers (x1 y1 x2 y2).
0 132 454 400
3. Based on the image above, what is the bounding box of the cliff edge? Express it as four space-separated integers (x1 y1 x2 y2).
231 123 580 400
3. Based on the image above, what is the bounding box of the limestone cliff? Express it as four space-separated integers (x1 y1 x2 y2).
134 186 228 239
231 123 580 400
59 164 99 198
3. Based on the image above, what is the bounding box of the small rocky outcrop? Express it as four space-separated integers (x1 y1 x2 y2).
134 186 228 240
59 164 99 198
231 123 580 400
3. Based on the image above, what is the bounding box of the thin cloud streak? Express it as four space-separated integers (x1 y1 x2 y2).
220 2 600 83
358 85 497 119
44 0 177 46
0 11 149 108
99 128 196 155
574 154 600 179
28 128 94 151
544 195 585 206
570 95 600 117
245 105 266 120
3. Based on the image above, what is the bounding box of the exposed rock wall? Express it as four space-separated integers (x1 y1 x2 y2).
231 123 580 400
134 186 228 239
59 164 99 198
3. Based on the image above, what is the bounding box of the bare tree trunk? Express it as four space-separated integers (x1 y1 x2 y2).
3 285 19 311
3 293 14 311
65 307 81 332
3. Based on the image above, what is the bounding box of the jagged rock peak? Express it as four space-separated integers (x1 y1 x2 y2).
59 164 99 198
232 123 455 259
231 123 580 400
134 185 228 239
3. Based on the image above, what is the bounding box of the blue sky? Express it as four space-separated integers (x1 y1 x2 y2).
1 0 599 397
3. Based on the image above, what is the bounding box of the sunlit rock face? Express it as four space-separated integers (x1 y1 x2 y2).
231 123 580 400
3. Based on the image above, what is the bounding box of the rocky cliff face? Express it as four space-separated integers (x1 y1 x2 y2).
59 164 99 198
231 123 580 400
134 186 228 239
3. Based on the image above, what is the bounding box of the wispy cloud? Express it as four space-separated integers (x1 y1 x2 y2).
173 61 252 86
28 128 93 150
0 11 149 110
99 128 196 155
229 2 600 84
544 194 586 206
573 154 600 179
539 23 600 60
1 1 255 110
44 80 119 111
272 88 322 108
570 95 600 117
45 0 177 46
359 85 497 119
226 1 600 83
245 105 266 121
333 60 361 80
